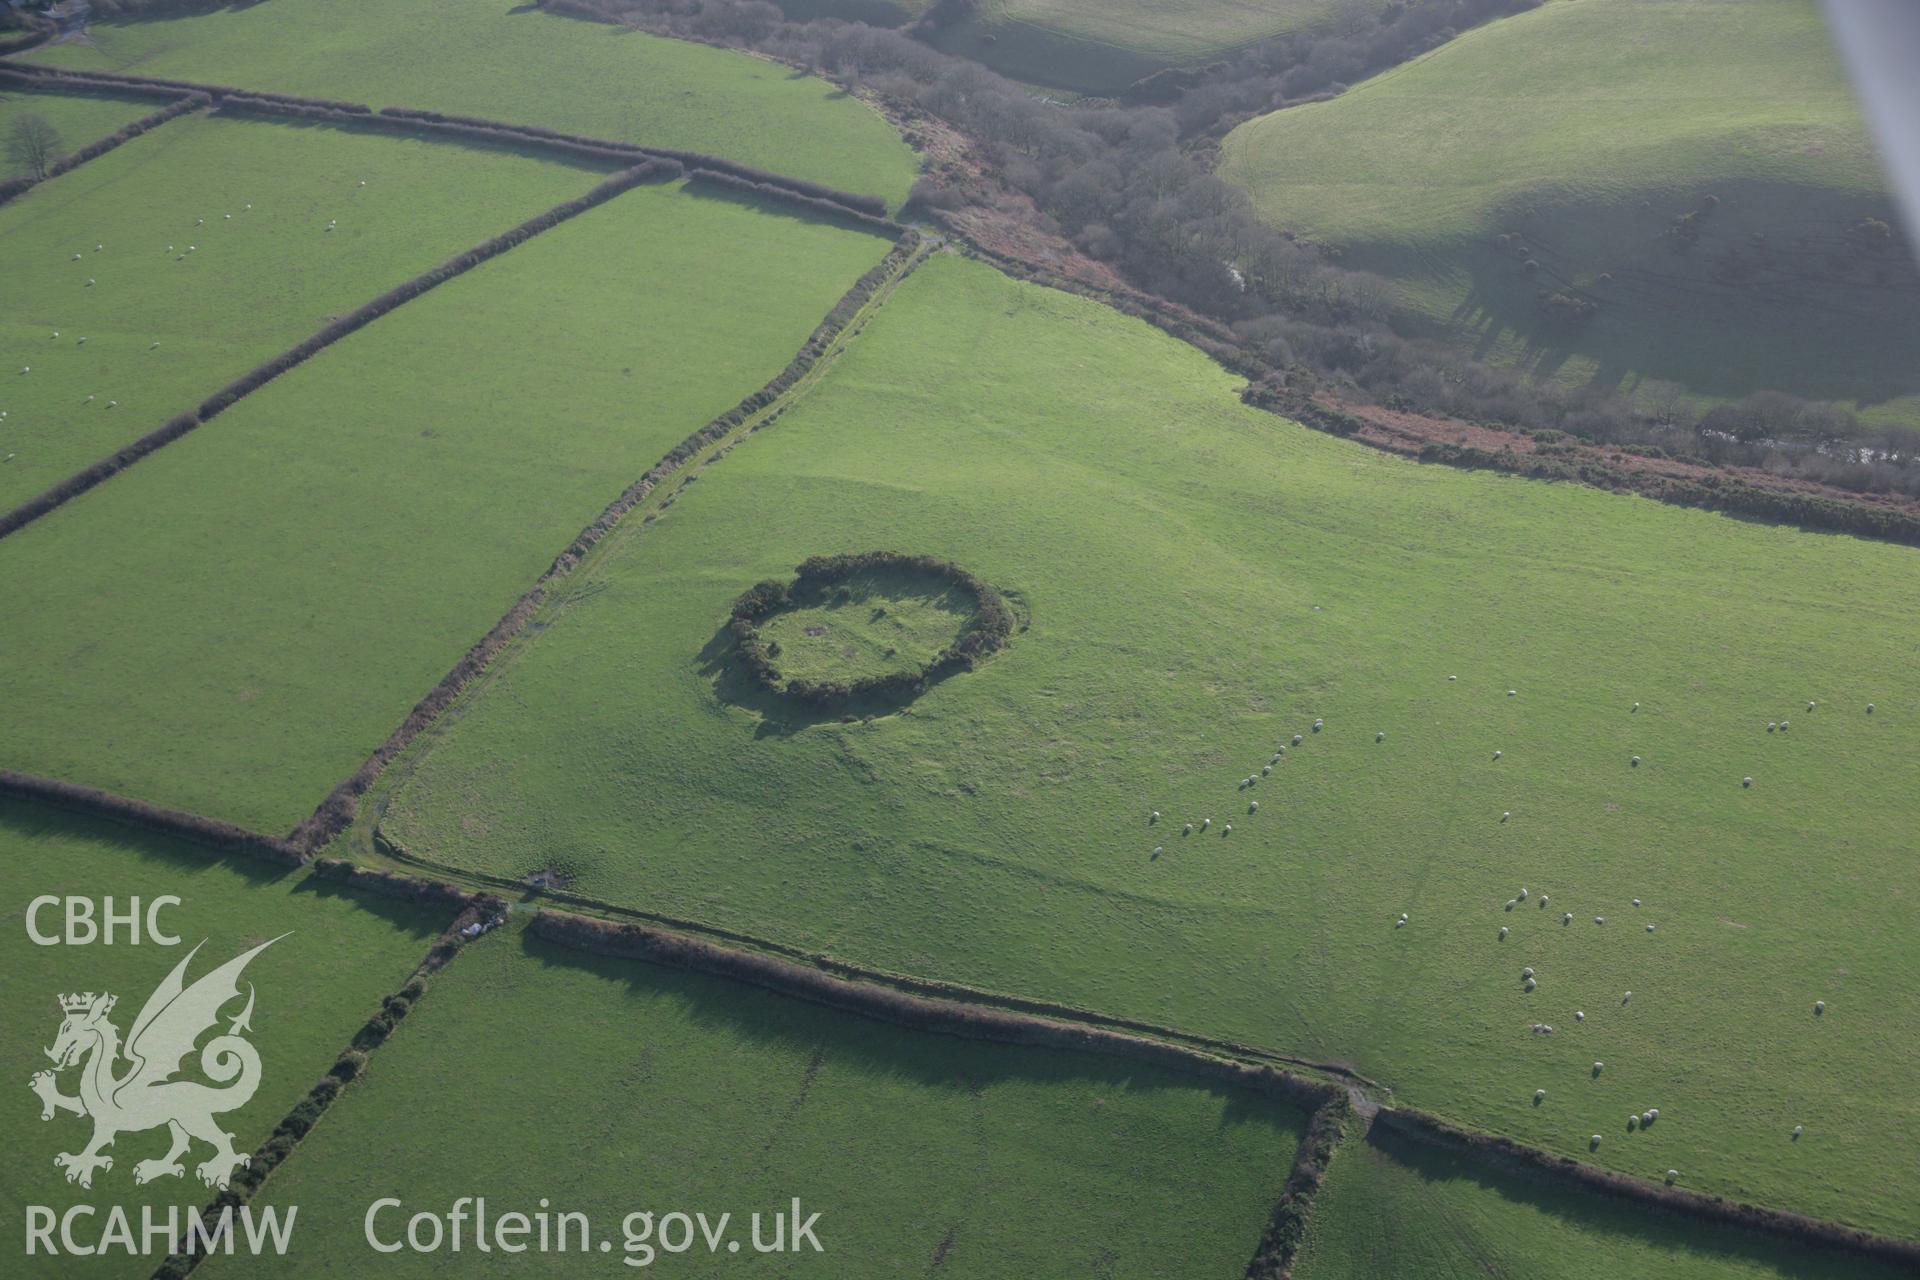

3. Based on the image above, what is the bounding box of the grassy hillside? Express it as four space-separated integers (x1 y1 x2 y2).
0 113 597 507
204 920 1303 1278
0 801 444 1277
27 0 918 206
0 87 155 179
1293 1127 1909 1280
0 184 893 833
928 0 1386 95
382 253 1920 1235
1218 0 1920 421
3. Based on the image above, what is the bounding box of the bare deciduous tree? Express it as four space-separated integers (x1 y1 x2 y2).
6 112 62 181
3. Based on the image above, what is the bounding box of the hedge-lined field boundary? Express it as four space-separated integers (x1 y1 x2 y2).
286 231 924 852
0 59 897 219
0 768 304 865
1370 1107 1920 1269
149 887 509 1280
0 80 207 208
0 159 676 542
530 906 1343 1112
1244 1094 1354 1279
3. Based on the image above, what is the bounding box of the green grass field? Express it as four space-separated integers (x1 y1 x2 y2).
0 799 445 1277
1217 0 1920 420
379 253 1920 1235
0 183 893 834
930 0 1385 95
757 567 978 687
0 112 599 508
1292 1128 1910 1280
0 87 156 179
27 0 918 206
202 919 1301 1277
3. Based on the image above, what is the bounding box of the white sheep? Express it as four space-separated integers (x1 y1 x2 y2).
1223 824 1233 835
1808 701 1816 711
106 401 116 409
18 367 28 375
1152 846 1163 855
1519 887 1529 899
1183 823 1193 834
1563 912 1573 924
1646 923 1655 932
1521 967 1534 978
244 203 252 210
1793 1125 1803 1138
1623 991 1632 1003
1628 1115 1638 1130
1867 703 1875 713
1666 1170 1679 1183
1262 765 1272 775
1292 735 1303 746
1814 1000 1825 1014
1524 978 1536 991
1780 720 1790 731
1592 1061 1602 1073
1506 899 1516 910
1769 722 1777 732
1632 898 1641 907
1535 1089 1546 1101
1493 750 1502 760
1538 894 1548 906
223 213 232 220
1376 731 1384 742
1394 917 1406 928
3 453 12 463
1595 916 1605 925
1248 801 1258 812
76 337 86 346
85 278 95 287
1575 1011 1584 1021
83 394 93 403
1151 810 1160 822
1631 756 1640 766
1499 926 1509 939
1507 689 1517 697
49 330 58 339
1641 1111 1653 1126
1743 776 1753 787
1649 1108 1659 1120
1631 702 1639 712
1591 1135 1603 1146
1501 812 1511 823
1201 818 1211 829
70 253 81 261
94 243 102 251
196 217 204 225
1313 718 1323 731
1448 675 1457 681
1542 1024 1553 1033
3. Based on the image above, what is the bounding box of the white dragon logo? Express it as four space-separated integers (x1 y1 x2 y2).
28 936 286 1191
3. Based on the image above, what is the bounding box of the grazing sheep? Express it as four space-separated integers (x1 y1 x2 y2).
1631 702 1640 712
195 217 204 225
1201 818 1211 829
1248 801 1258 813
18 368 28 375
1506 900 1516 911
1666 1170 1680 1183
1262 765 1271 776
1524 978 1536 991
106 401 116 409
85 279 95 287
1394 918 1406 928
1623 991 1632 1003
1507 689 1517 697
1592 1061 1602 1073
1563 913 1573 924
1595 916 1605 925
70 253 81 261
1575 1011 1584 1021
1780 720 1789 731
3 453 12 462
1222 824 1233 835
224 213 232 220
1538 894 1548 906
1649 1108 1659 1120
1521 967 1534 978
1519 888 1529 900
1499 926 1509 939
1376 731 1384 742
1313 719 1323 732
1867 703 1875 713
244 204 252 210
49 331 58 339
1272 752 1283 763
1493 750 1502 760
1183 823 1193 835
1646 923 1655 932
188 246 196 252
1292 735 1303 746
1630 756 1640 767
1152 846 1163 855
76 337 86 346
1535 1089 1546 1102
1642 1111 1654 1126
1793 1125 1803 1138
1590 1135 1602 1147
1501 812 1511 823
1543 1025 1553 1033
1814 1000 1825 1015
1150 811 1159 822
83 395 93 403
1627 1115 1638 1132
1632 898 1641 907
1808 701 1816 711
1769 723 1777 732
1743 776 1753 788
1449 675 1457 681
